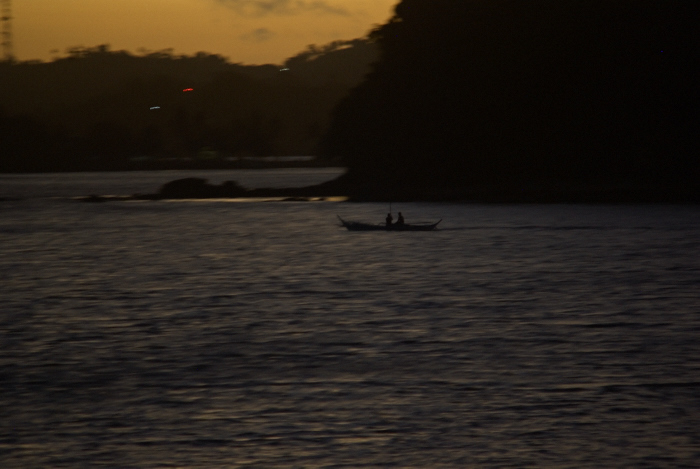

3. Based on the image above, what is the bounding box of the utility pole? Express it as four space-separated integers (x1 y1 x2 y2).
1 0 13 62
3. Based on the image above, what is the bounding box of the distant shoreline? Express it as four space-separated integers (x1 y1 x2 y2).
0 160 340 174
73 175 699 205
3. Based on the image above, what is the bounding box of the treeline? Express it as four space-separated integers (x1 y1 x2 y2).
321 0 700 199
0 41 377 172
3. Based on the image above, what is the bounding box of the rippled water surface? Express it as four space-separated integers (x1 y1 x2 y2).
1 171 699 467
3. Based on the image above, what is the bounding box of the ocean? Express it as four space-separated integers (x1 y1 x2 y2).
1 169 699 467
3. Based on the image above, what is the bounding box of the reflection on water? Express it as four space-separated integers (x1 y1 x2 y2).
0 172 699 467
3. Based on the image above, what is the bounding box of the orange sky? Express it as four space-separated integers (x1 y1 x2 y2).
14 0 399 64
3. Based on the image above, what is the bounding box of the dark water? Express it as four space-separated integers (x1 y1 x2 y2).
1 171 699 467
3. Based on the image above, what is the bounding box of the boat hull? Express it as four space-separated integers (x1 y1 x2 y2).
338 217 441 231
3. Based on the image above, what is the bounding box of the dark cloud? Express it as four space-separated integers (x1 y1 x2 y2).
217 0 350 17
240 28 276 42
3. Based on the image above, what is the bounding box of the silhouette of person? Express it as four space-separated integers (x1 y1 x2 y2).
386 212 393 226
396 212 405 225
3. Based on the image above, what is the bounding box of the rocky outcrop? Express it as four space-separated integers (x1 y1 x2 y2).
157 178 247 199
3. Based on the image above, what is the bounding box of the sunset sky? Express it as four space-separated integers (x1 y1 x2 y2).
14 0 399 64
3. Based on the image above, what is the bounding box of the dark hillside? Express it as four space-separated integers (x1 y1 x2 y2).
321 0 699 201
0 41 377 172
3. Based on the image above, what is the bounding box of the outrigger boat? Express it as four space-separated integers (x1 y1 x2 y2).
338 216 441 231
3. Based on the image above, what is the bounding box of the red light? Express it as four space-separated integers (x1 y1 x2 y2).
183 88 194 92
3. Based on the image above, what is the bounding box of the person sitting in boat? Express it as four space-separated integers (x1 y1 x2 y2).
396 212 405 226
386 212 393 226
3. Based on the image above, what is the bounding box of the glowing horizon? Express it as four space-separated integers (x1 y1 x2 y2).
14 0 398 64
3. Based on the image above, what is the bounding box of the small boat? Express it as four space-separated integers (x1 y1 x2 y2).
338 216 441 231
